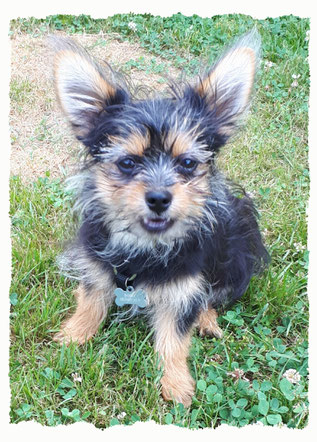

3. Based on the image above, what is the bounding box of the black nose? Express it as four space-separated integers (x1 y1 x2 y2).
146 191 172 215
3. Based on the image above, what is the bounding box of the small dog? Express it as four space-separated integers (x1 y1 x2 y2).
51 29 269 407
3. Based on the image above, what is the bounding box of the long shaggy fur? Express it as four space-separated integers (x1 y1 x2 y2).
51 29 269 407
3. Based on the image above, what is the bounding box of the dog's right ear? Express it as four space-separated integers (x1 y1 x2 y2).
190 28 261 150
50 36 128 139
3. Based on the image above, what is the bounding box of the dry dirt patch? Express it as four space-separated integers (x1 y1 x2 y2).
10 32 180 182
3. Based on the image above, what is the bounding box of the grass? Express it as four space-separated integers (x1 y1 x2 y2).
9 14 309 429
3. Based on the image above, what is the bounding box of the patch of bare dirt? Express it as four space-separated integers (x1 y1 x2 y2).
10 32 180 183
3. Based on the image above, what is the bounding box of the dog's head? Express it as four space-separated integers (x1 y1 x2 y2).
52 31 260 246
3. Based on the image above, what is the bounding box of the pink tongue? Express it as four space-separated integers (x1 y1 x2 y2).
148 219 165 226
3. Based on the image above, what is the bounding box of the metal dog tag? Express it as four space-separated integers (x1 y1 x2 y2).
114 286 147 308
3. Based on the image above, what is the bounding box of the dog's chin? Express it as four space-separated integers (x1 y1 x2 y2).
141 216 174 233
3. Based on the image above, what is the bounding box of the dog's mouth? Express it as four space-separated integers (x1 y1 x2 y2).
141 216 174 233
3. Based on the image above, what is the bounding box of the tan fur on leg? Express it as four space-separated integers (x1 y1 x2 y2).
197 307 223 338
153 309 195 407
54 283 112 345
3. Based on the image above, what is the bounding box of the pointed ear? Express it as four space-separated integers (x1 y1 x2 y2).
195 29 261 140
50 36 128 138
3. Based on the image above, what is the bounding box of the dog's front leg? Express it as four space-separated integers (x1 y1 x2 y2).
152 306 197 407
54 280 114 345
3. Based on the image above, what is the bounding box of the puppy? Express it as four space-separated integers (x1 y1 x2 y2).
51 29 269 407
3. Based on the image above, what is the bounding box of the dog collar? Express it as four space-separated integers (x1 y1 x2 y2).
114 270 135 290
113 268 147 309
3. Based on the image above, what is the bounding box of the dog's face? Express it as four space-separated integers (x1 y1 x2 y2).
87 99 216 243
52 32 259 245
93 118 211 242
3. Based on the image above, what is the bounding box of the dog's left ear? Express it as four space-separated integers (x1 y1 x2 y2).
193 29 261 147
50 36 129 139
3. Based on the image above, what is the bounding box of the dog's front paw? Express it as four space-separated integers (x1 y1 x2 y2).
53 330 84 346
161 373 195 407
53 323 94 346
53 330 77 346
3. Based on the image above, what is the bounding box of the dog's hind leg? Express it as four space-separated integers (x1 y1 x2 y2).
54 282 114 345
197 306 223 338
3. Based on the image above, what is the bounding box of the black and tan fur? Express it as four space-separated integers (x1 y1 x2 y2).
51 30 269 407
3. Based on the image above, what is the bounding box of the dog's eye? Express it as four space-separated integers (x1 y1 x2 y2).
178 158 198 174
117 157 136 174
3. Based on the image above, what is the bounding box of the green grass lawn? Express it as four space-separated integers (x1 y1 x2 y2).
9 13 309 428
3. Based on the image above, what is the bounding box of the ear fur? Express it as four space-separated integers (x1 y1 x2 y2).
195 28 261 139
50 36 127 138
